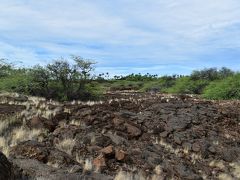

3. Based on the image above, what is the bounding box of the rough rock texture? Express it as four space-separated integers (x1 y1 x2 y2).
0 151 13 180
1 92 240 179
0 151 23 180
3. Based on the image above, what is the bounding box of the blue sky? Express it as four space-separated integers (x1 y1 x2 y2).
0 0 240 76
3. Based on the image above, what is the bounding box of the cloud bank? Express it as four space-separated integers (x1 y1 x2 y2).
0 0 240 75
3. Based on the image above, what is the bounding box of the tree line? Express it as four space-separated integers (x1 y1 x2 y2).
0 56 239 100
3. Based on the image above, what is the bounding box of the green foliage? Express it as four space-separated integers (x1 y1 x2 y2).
0 56 99 101
0 70 32 94
167 77 209 94
0 59 13 78
114 73 158 81
190 67 234 81
110 80 144 91
0 58 239 101
202 74 240 100
29 65 51 97
141 76 176 92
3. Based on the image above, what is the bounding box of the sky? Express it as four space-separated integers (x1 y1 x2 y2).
0 0 240 76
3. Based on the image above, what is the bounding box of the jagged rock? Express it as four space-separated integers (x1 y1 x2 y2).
53 112 70 122
208 146 216 154
115 149 126 161
166 116 191 132
27 116 56 132
112 117 125 126
124 123 142 137
221 147 239 162
160 131 169 138
68 165 82 173
10 141 49 163
10 140 78 168
0 151 14 180
80 109 92 117
12 158 111 180
12 158 55 178
175 164 201 180
1 93 240 179
53 125 80 141
93 154 106 170
99 145 114 155
105 132 128 145
118 110 137 118
47 149 78 168
87 145 102 153
192 142 201 152
174 134 183 145
153 123 165 134
92 134 112 147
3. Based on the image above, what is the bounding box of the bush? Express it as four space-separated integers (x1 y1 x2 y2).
190 67 234 81
0 71 32 94
141 76 176 92
202 74 240 100
167 77 209 94
110 80 144 91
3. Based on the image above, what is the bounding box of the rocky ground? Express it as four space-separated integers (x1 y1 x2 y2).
0 92 240 180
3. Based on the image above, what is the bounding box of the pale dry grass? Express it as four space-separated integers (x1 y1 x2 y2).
55 138 76 155
0 127 43 157
84 158 93 172
209 160 225 169
0 115 21 134
114 171 146 180
11 127 42 146
154 137 202 163
230 162 240 179
75 153 93 172
47 161 60 168
209 159 240 179
0 137 9 156
218 173 233 180
75 153 84 164
69 119 81 126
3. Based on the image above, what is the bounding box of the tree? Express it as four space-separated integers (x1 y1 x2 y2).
47 59 77 100
190 68 219 81
218 67 234 79
0 59 12 78
71 55 96 91
30 65 51 97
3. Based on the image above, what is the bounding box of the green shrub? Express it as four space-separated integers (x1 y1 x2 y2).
0 72 32 94
141 76 176 92
110 80 143 91
202 74 240 100
167 77 209 94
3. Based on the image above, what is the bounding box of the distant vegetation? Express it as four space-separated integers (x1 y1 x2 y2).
0 56 98 101
0 57 239 100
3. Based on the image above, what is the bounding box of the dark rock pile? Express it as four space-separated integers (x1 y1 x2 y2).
0 92 240 179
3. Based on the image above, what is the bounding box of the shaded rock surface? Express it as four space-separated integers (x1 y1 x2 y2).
0 151 14 180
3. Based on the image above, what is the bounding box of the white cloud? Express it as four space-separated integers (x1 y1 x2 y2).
0 0 240 74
